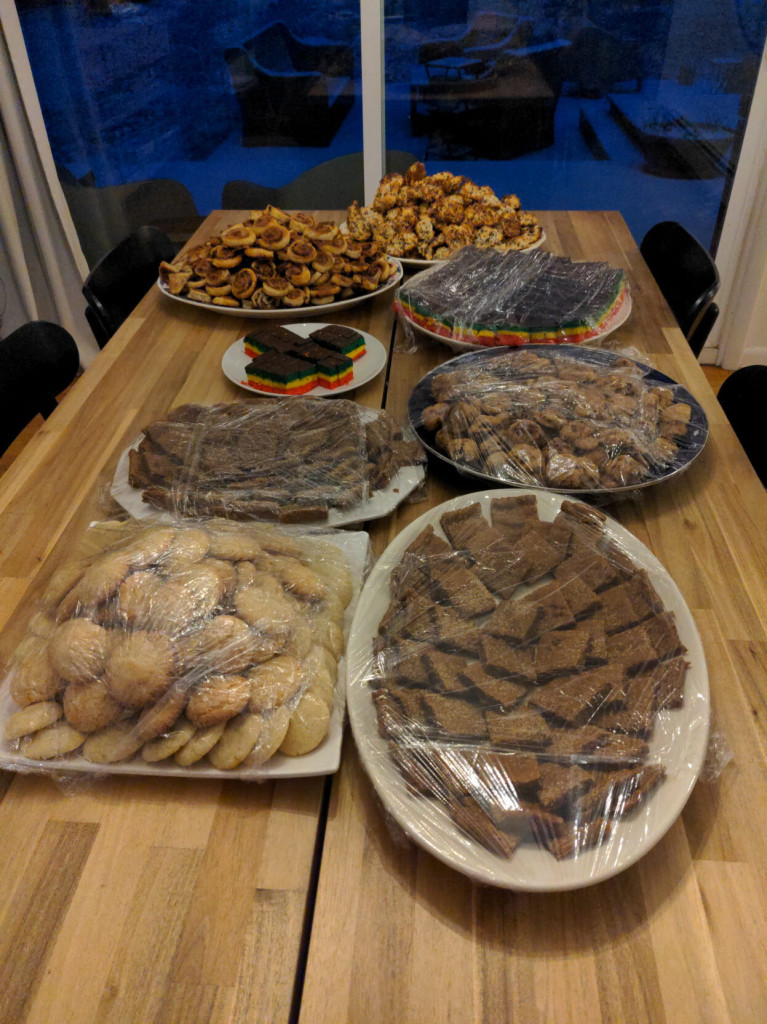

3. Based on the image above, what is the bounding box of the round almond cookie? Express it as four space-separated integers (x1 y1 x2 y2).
63 677 124 732
200 558 238 601
116 570 162 629
8 637 60 706
205 526 262 562
27 612 58 640
150 566 223 633
268 557 327 604
141 716 197 762
160 528 211 573
48 618 113 685
186 674 250 728
74 552 132 608
174 721 226 766
248 654 303 713
104 631 176 708
243 705 291 767
309 619 345 659
40 562 85 614
82 720 142 763
120 526 176 570
283 622 313 660
20 721 85 760
234 586 296 639
304 644 339 682
133 686 188 743
304 666 336 713
279 692 330 757
194 615 255 674
208 711 264 769
4 700 63 741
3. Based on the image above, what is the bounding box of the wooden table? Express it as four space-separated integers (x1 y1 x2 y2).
1 211 765 1024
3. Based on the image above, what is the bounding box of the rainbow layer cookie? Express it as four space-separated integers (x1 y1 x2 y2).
288 342 354 389
244 352 318 394
243 325 301 359
309 324 367 360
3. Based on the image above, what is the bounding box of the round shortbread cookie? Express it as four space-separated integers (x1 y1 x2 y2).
104 631 176 708
82 720 143 763
208 711 264 769
48 618 113 685
20 721 85 759
279 692 330 756
141 717 197 762
187 674 250 728
244 705 291 767
174 721 226 766
4 701 63 740
248 655 303 713
63 678 124 733
8 637 60 706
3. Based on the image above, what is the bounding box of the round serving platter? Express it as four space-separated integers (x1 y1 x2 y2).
156 259 403 319
346 488 710 891
407 344 709 496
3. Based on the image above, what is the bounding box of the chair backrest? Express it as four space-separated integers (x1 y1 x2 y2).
0 321 80 456
221 151 419 213
82 226 176 345
640 221 720 342
688 301 719 358
717 364 767 486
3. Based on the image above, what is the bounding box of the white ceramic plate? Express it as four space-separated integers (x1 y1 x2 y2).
346 489 710 891
0 530 370 781
111 430 426 528
397 230 547 269
397 276 632 352
221 323 387 398
156 260 403 319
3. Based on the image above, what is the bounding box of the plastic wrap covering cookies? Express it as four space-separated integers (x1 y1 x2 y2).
396 247 630 347
408 346 708 492
346 492 709 889
124 399 425 524
1 517 367 777
158 208 400 311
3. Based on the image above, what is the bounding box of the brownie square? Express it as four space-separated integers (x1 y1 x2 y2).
535 626 591 677
600 586 643 635
489 494 539 541
479 635 537 684
431 563 497 618
432 605 482 655
529 581 576 634
644 612 686 661
529 666 615 725
439 503 487 548
421 649 471 693
653 656 688 710
461 662 527 709
486 593 540 643
604 624 658 673
537 762 593 812
449 797 520 857
485 709 553 750
421 693 489 739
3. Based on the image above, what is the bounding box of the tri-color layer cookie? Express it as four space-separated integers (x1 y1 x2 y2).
288 342 354 389
309 324 367 360
243 325 302 359
244 352 318 394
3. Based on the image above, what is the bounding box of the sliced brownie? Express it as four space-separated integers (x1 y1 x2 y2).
489 494 539 540
534 626 592 677
479 635 537 684
421 693 489 739
529 666 615 725
431 562 497 618
653 656 688 710
604 623 658 673
645 612 686 661
486 709 553 750
421 648 471 693
486 593 540 643
543 818 613 860
448 797 520 857
461 662 527 709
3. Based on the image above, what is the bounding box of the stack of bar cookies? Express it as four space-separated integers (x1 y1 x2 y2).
128 399 425 523
369 494 687 862
243 324 367 394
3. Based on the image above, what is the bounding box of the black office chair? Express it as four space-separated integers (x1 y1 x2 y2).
82 226 176 348
717 364 767 486
640 221 720 358
0 321 80 457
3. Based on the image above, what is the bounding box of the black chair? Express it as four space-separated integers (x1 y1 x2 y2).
0 321 80 457
82 226 176 348
717 364 767 486
640 221 720 356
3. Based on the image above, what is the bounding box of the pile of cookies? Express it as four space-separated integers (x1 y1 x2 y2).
345 162 541 260
158 207 400 311
2 518 354 771
416 348 696 490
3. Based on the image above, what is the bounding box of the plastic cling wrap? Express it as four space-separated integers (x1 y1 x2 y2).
396 247 630 348
346 491 711 890
0 516 369 779
408 346 708 493
123 399 426 524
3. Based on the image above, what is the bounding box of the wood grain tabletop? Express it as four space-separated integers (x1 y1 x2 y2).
0 210 765 1024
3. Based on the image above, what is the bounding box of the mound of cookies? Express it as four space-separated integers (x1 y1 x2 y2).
364 496 688 861
396 247 629 347
127 399 424 522
2 518 356 771
346 162 541 260
158 207 400 311
414 348 698 490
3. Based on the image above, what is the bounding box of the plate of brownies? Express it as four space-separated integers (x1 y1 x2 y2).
222 322 388 397
112 398 426 527
346 489 709 890
408 345 708 493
